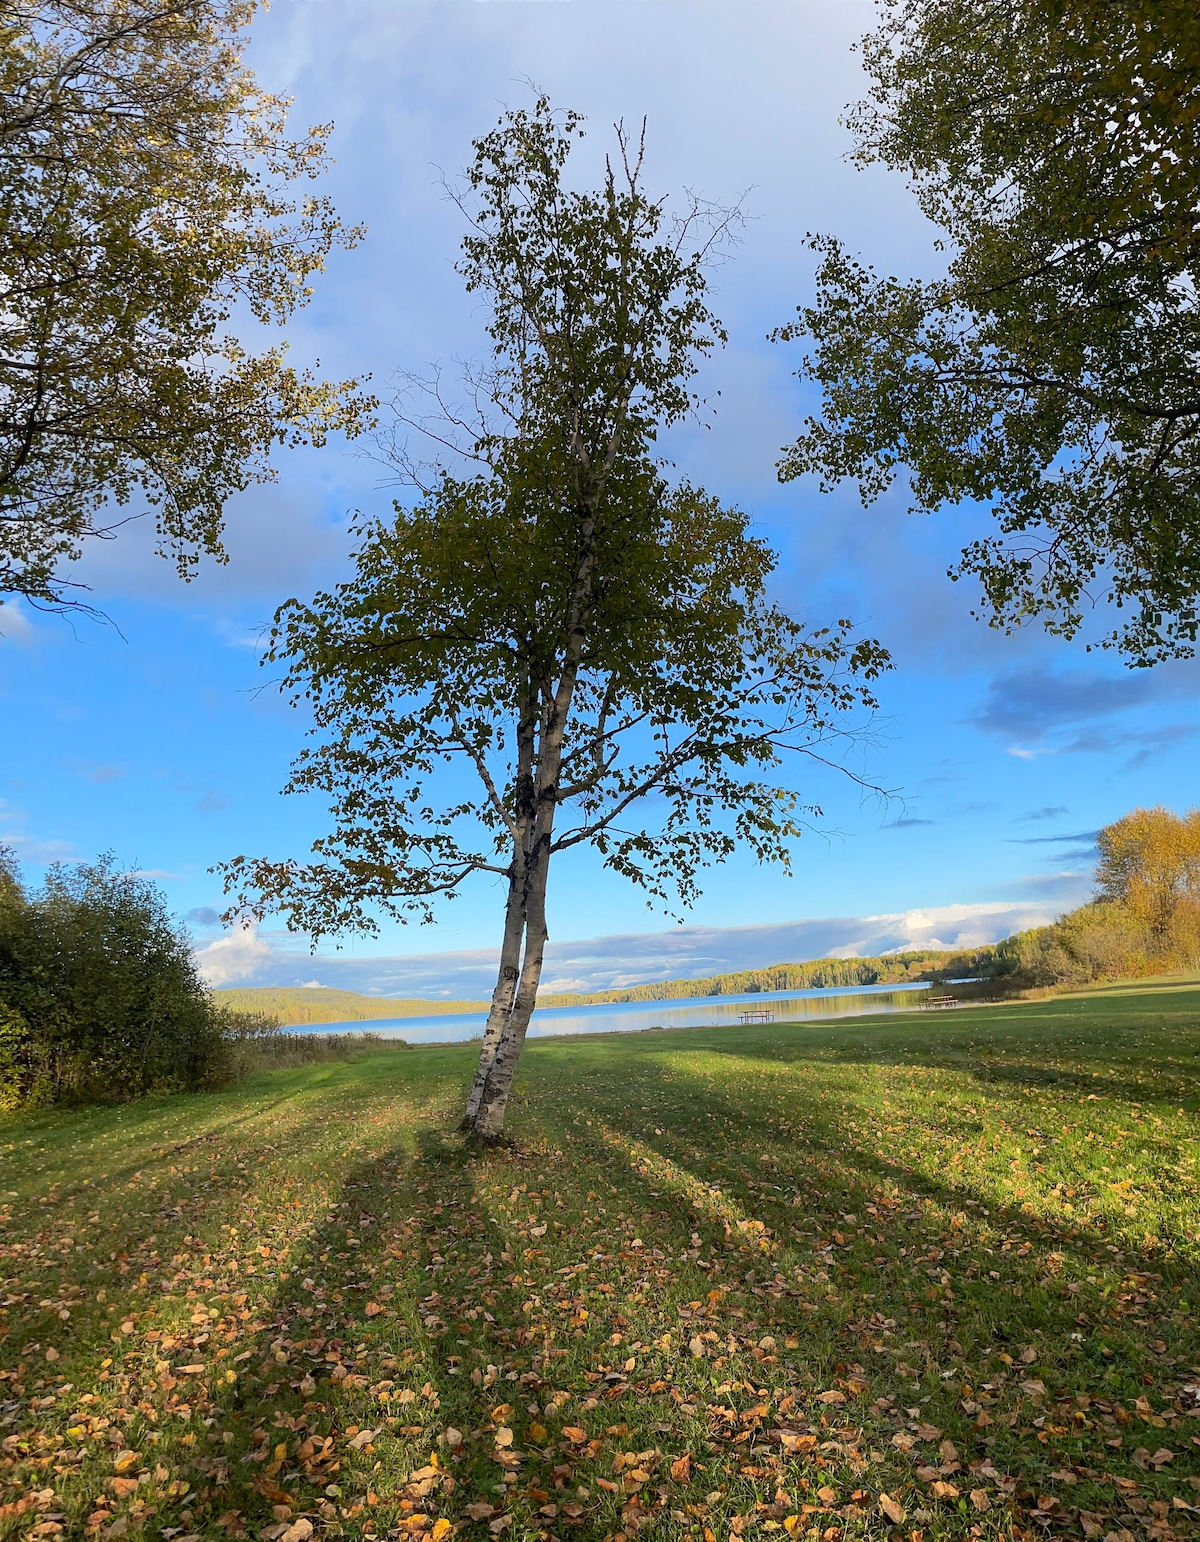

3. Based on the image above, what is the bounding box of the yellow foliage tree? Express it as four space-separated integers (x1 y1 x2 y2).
1095 806 1200 951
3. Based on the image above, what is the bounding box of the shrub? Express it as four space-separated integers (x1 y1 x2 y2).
0 849 225 1106
213 1009 409 1075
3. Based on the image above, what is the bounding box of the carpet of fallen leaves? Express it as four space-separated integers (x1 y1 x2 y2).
2 982 1199 1542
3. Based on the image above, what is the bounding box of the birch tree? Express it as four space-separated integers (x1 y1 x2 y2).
221 100 888 1139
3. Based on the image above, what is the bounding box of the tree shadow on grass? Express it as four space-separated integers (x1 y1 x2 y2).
8 1030 1200 1542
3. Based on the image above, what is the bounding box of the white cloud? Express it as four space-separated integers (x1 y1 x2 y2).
0 599 38 645
194 922 284 987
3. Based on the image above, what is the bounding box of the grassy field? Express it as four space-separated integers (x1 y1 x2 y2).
2 984 1199 1542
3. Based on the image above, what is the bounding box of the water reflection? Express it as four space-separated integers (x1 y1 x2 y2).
294 980 932 1045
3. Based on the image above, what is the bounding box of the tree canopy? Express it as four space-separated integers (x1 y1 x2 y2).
222 100 887 1138
777 0 1200 664
1095 805 1200 946
0 0 369 612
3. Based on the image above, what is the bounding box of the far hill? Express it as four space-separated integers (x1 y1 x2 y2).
212 986 487 1025
214 948 981 1026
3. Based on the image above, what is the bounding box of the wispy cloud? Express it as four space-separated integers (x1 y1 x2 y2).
0 802 74 864
974 662 1199 764
71 761 127 785
1009 829 1099 846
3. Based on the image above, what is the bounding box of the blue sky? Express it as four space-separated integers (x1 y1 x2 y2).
2 1 1197 999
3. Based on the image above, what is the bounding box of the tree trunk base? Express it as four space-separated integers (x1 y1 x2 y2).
459 1119 514 1149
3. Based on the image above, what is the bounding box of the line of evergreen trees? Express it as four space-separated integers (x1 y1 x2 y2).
537 949 985 1008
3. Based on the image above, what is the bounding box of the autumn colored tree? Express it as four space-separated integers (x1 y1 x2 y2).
221 100 888 1140
1095 806 1200 948
777 0 1200 663
0 0 369 612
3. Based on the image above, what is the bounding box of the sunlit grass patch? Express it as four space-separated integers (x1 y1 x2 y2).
2 985 1198 1541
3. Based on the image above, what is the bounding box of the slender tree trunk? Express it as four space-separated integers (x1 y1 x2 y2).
468 836 551 1140
462 858 527 1126
462 505 598 1140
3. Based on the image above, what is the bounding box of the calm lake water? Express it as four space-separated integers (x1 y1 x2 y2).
293 981 932 1045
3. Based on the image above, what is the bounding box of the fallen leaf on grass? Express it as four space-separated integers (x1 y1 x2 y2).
970 1489 990 1512
670 1455 691 1482
430 1521 453 1541
279 1521 312 1542
879 1494 905 1524
494 1426 514 1448
348 1429 378 1450
930 1482 960 1501
465 1502 495 1520
816 1390 845 1405
489 1517 511 1535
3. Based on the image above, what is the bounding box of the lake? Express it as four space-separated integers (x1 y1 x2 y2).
294 980 933 1044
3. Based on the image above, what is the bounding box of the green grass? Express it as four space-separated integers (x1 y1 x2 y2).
3 983 1199 1542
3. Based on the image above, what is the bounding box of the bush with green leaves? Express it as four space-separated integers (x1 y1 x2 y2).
0 848 227 1106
